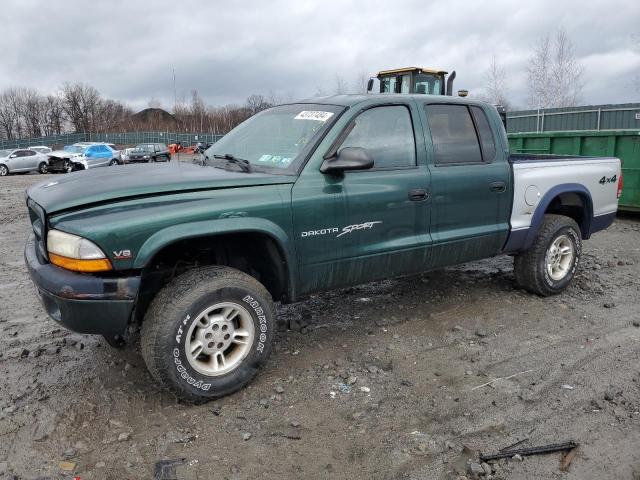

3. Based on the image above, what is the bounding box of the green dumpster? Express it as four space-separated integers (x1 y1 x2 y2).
508 130 640 212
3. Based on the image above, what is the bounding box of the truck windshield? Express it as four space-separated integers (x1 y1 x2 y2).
205 103 343 173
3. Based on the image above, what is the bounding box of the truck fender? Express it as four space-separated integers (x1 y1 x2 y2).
133 217 297 300
505 183 593 253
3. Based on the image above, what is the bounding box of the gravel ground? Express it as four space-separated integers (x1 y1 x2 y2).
0 170 639 480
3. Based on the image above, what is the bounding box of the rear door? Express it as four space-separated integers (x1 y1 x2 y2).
23 150 41 170
420 103 511 267
292 102 431 294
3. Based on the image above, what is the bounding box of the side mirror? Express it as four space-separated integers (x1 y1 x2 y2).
9 154 17 159
320 147 374 174
367 78 374 92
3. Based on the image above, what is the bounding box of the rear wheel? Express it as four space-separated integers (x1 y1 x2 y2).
514 214 581 296
140 266 275 402
0 164 8 176
38 162 48 174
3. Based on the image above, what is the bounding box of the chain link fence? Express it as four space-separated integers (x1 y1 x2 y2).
0 132 224 150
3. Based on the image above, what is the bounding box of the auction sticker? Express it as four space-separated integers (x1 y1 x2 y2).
295 111 334 121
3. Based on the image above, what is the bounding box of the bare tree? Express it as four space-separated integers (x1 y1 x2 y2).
22 88 44 138
245 94 271 115
60 83 102 132
0 90 20 140
633 34 640 93
527 28 584 108
352 70 370 94
483 55 511 108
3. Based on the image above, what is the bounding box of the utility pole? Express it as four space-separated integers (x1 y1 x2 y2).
172 68 177 112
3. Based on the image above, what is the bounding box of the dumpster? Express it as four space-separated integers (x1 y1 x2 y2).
508 130 640 212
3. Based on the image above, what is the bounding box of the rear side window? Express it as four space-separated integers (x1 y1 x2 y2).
340 105 416 169
425 104 482 165
470 106 496 162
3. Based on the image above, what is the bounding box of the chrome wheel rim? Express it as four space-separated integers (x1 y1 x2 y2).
0 165 7 176
39 163 47 174
546 235 574 281
185 302 255 376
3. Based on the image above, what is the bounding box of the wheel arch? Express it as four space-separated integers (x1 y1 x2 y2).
134 218 297 304
525 183 593 248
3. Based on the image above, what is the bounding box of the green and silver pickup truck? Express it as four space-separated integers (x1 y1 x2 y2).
24 94 621 401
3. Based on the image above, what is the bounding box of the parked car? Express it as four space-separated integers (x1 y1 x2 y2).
127 143 171 163
120 147 135 163
29 145 53 155
0 148 49 175
24 95 621 401
48 142 120 172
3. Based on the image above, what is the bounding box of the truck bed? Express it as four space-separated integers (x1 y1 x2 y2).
505 153 620 252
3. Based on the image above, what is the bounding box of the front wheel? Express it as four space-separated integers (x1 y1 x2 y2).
140 266 275 402
514 214 582 296
38 162 48 174
109 159 118 166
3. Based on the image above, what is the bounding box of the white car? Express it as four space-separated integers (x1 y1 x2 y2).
0 148 49 176
28 145 53 155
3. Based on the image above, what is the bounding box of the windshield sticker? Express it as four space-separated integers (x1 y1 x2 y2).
257 155 293 167
295 111 334 122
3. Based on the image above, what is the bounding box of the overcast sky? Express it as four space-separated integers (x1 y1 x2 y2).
2 0 639 110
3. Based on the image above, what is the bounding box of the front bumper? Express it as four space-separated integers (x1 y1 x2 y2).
24 234 140 336
47 157 87 172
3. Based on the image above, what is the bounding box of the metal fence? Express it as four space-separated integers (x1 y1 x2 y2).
0 131 225 150
507 103 640 134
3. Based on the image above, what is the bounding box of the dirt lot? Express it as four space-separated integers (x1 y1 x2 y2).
1 170 639 480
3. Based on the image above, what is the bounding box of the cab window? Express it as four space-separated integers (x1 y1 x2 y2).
400 75 411 93
424 104 483 165
339 105 416 169
380 76 397 94
415 74 442 95
470 106 496 162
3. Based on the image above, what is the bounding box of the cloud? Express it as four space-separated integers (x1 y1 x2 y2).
1 0 638 110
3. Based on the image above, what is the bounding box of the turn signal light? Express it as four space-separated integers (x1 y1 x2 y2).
49 253 113 272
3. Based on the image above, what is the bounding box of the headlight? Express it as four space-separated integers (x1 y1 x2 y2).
143 155 150 159
47 229 112 272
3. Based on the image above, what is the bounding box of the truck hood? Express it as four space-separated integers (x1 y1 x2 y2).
27 162 295 214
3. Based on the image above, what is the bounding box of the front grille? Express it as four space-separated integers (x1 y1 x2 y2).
27 198 48 263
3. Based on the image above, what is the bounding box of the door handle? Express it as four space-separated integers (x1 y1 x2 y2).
489 181 506 193
408 189 429 201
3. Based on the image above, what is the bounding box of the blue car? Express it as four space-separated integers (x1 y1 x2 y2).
48 143 121 173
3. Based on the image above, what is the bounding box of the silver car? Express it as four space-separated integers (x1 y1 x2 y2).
0 148 49 176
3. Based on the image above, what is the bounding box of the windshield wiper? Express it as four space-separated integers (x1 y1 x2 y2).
213 154 252 173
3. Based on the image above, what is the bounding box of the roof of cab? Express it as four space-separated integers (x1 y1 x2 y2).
377 67 448 76
297 93 487 108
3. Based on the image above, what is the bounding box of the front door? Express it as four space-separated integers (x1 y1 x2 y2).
11 150 32 171
420 103 511 267
292 103 431 294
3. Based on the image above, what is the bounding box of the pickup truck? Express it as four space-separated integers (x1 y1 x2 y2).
24 95 621 401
